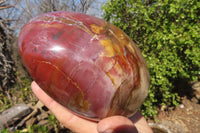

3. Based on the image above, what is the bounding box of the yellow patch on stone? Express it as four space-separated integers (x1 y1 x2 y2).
100 39 115 57
91 24 104 34
100 39 122 57
107 25 136 56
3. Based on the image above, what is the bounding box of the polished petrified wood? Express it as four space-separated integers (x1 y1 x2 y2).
18 11 150 121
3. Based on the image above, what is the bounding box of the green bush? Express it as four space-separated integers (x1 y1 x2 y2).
103 0 200 118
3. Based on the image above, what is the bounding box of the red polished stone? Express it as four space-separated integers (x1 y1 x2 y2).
18 11 150 120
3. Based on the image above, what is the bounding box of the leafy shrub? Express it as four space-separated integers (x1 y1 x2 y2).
103 0 200 118
1 125 48 133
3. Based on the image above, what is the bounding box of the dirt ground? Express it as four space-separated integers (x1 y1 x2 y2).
150 96 200 133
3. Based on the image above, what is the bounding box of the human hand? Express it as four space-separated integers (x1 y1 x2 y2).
31 81 153 133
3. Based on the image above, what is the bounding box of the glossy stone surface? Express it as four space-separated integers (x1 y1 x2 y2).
18 11 150 120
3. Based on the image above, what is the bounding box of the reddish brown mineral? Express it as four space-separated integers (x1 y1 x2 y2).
18 11 150 120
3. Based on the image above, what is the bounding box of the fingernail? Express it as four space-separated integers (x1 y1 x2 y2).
31 81 39 90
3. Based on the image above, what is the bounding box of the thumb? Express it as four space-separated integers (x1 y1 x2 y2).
97 116 138 133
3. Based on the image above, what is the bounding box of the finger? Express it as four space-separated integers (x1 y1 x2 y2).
31 81 98 133
97 116 138 133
